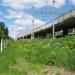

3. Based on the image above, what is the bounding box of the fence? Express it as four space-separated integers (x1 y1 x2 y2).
0 38 9 53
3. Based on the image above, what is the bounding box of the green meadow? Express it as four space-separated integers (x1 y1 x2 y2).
0 36 75 75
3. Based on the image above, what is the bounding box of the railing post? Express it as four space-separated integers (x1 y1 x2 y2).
4 39 6 49
1 38 3 53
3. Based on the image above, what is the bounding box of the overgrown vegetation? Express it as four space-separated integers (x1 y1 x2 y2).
23 36 75 71
0 36 75 74
0 22 8 39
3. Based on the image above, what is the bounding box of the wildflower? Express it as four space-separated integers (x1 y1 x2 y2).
54 42 62 46
43 44 49 48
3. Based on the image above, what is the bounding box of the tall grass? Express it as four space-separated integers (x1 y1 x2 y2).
0 35 75 74
24 36 75 70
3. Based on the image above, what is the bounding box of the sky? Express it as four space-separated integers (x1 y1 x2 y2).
0 0 75 39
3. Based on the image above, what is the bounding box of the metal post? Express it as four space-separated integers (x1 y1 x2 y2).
1 38 3 53
31 6 35 39
4 39 6 48
31 19 34 39
16 33 18 40
23 30 25 40
26 26 27 39
52 0 55 38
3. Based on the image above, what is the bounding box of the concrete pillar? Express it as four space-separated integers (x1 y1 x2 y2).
73 28 75 34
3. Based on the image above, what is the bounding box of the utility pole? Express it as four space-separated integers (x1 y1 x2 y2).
26 26 28 39
23 30 25 40
31 19 34 39
31 6 35 39
52 0 55 38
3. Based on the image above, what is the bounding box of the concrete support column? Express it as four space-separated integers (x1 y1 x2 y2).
73 28 75 34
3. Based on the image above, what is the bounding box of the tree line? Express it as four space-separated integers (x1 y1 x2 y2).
0 22 8 39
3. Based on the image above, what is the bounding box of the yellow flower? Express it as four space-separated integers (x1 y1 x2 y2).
43 44 49 48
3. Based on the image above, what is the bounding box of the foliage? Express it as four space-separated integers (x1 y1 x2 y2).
23 36 75 70
4 27 8 38
0 22 8 38
0 36 75 74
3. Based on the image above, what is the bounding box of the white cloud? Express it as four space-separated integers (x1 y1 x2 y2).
8 10 45 39
9 18 45 39
3 0 66 39
34 19 45 27
2 0 65 10
69 0 75 4
49 0 65 8
5 10 24 19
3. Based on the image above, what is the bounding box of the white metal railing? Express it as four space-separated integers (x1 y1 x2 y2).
0 38 9 53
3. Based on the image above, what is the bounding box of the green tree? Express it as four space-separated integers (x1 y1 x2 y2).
4 27 8 38
0 28 4 38
0 22 5 31
0 22 8 38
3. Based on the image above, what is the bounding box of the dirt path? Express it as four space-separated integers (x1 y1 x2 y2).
46 66 75 75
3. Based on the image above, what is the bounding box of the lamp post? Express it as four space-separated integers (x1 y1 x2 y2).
52 0 55 38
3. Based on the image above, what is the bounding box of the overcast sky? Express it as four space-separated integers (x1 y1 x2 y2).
0 0 75 39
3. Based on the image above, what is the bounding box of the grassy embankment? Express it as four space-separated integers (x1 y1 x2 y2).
0 36 75 75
